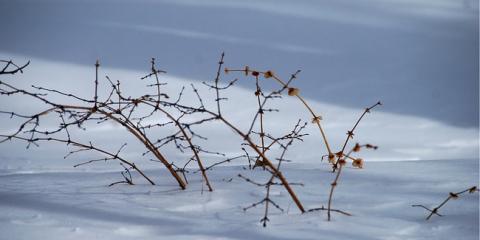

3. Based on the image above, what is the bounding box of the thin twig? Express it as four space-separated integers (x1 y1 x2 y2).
412 186 478 220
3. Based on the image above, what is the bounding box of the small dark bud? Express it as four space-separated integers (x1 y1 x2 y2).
449 192 459 199
244 66 250 76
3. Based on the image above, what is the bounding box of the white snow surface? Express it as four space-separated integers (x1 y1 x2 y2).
0 160 477 240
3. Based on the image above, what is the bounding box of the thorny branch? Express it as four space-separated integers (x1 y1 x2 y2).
307 206 352 216
412 186 479 220
326 143 378 221
241 120 308 227
323 102 380 221
109 163 135 187
191 53 307 213
1 135 155 185
225 63 382 221
0 56 306 205
0 58 217 190
330 101 382 172
225 67 333 162
1 56 384 226
0 60 30 75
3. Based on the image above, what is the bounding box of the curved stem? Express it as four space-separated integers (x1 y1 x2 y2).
0 88 187 189
215 113 306 213
327 163 343 221
98 108 186 189
332 101 381 172
156 108 213 191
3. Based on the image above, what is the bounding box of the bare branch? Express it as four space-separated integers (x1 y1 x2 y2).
412 186 478 220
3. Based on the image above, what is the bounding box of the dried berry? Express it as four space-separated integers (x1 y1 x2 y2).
353 143 361 152
288 88 299 96
264 70 274 78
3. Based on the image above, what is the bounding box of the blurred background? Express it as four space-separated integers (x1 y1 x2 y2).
0 0 478 170
1 0 478 127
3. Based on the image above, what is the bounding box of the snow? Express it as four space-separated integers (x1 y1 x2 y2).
0 160 477 240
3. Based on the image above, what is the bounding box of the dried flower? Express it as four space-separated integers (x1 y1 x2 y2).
335 151 343 158
328 154 335 163
253 159 266 168
353 143 361 152
252 71 260 77
264 70 274 78
288 88 300 96
254 90 261 96
224 67 230 74
468 186 477 193
352 158 363 168
338 159 346 166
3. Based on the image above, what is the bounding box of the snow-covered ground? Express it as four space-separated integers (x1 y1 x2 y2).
0 160 477 240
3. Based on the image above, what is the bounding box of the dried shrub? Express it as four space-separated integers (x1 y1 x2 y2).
1 54 383 225
226 64 381 220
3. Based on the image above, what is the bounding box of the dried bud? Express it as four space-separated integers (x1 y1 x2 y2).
224 67 230 74
253 159 266 169
366 144 378 150
288 88 300 96
328 154 335 164
252 71 260 77
352 158 364 168
254 90 261 96
254 159 264 166
264 70 274 78
312 116 322 124
468 186 477 193
449 192 459 199
335 151 343 158
338 159 346 166
244 66 250 76
353 143 361 152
